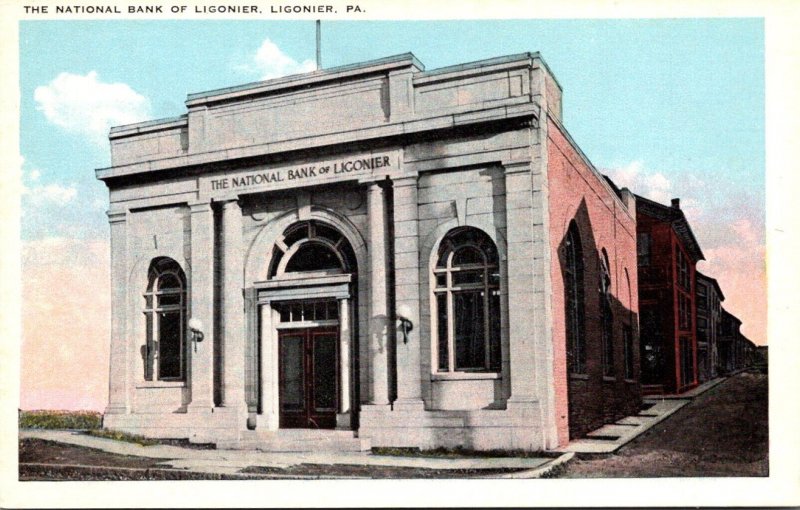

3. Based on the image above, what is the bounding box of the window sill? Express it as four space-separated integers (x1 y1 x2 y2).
136 381 186 389
603 376 617 382
625 378 637 384
569 373 589 380
432 372 500 381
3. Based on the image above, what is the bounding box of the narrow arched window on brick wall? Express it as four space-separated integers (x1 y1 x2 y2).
143 257 187 381
623 268 635 380
600 249 614 377
564 221 586 374
433 227 501 372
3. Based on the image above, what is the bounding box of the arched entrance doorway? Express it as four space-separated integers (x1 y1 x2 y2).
251 220 358 430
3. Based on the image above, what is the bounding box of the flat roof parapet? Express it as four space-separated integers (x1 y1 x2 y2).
184 52 425 107
109 115 188 139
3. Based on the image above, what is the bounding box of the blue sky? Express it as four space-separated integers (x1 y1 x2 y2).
18 18 766 343
19 19 765 238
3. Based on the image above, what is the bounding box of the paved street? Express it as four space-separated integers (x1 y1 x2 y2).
559 371 768 477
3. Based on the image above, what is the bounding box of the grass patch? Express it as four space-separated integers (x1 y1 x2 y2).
372 446 556 459
19 410 102 430
85 429 159 446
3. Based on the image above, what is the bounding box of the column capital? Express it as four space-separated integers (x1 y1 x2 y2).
392 175 419 187
218 197 241 209
189 199 212 213
107 208 127 224
360 176 392 187
503 159 533 174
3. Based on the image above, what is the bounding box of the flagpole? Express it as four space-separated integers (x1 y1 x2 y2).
316 20 321 70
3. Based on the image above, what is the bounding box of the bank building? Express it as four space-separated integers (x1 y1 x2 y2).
98 52 641 451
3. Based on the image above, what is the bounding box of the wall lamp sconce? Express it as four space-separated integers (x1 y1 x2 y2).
397 315 414 344
188 317 204 352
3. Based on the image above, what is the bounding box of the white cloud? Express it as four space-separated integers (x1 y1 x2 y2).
20 164 77 206
238 38 316 80
24 183 78 206
605 160 767 344
606 160 673 204
34 71 151 144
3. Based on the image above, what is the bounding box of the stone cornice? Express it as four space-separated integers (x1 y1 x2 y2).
96 102 539 182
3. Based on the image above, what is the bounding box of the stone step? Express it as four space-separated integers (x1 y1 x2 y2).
219 437 371 452
220 429 370 452
617 416 647 426
586 424 635 439
641 384 665 396
241 429 359 440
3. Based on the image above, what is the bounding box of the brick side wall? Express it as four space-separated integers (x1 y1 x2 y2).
546 120 641 442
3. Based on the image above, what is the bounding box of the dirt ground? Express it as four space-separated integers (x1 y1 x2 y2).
560 371 769 477
19 371 767 480
18 439 526 480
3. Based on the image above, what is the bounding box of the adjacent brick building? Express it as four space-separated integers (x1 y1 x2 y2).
97 52 641 451
719 309 757 374
635 196 704 395
695 271 724 382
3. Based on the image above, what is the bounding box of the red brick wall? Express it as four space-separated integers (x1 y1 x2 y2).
547 119 641 444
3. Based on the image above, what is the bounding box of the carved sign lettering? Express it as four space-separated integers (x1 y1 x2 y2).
200 153 395 197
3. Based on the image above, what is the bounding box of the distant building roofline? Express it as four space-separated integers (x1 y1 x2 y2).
634 193 705 262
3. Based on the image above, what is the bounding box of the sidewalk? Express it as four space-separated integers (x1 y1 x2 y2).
647 377 726 400
555 376 728 454
19 429 569 478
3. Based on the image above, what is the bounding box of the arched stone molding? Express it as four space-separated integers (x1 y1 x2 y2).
126 250 193 411
244 206 368 286
419 217 510 408
243 204 369 426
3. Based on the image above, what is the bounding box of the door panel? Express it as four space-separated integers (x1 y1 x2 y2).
279 334 305 411
312 332 338 412
279 327 338 428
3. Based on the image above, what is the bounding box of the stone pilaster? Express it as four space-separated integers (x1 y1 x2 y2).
503 161 540 405
392 176 424 409
219 199 247 420
105 208 130 415
337 297 353 428
367 182 391 406
257 303 279 430
187 200 214 413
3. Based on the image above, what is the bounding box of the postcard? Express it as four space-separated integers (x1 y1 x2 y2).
1 0 798 507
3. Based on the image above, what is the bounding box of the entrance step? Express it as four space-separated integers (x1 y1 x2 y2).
218 429 370 452
641 384 666 396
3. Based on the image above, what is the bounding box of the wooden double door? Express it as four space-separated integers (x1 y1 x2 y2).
278 327 338 429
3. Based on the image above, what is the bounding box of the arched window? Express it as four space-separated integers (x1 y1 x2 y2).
143 258 187 381
433 227 501 372
600 249 614 377
564 222 586 374
269 221 356 278
623 268 634 380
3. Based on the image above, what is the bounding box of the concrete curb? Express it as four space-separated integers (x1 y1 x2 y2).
20 430 555 477
477 452 575 479
18 462 351 480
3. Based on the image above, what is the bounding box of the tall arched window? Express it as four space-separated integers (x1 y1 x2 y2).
623 268 634 380
600 249 614 377
143 258 187 381
433 227 501 372
564 222 586 374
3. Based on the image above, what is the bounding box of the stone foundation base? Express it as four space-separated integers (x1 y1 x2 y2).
358 401 546 451
103 408 243 443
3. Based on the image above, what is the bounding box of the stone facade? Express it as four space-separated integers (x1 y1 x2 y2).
97 52 640 450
